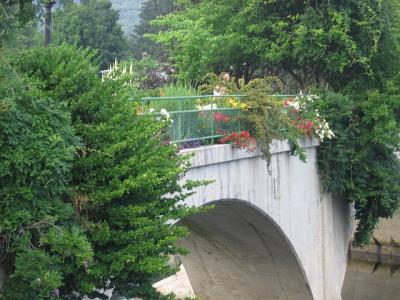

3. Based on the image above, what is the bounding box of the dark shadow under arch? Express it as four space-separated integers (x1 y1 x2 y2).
178 200 314 300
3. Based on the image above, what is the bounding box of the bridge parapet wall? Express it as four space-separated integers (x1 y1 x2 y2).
180 138 353 300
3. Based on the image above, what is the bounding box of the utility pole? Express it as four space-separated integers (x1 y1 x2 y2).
44 0 56 46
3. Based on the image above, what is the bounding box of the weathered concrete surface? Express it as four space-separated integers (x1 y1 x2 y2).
320 194 353 299
342 261 400 300
178 202 313 300
179 139 353 300
152 265 195 299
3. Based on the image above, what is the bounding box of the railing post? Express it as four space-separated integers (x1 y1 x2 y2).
177 97 182 142
211 96 214 144
238 96 241 133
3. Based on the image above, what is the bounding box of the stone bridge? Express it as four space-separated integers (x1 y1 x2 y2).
172 138 353 300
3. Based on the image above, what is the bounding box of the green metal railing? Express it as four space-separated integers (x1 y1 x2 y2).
138 94 299 147
139 95 245 145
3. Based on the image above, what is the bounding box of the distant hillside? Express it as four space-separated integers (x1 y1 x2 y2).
110 0 144 35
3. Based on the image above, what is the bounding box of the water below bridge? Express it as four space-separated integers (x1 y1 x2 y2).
342 261 400 300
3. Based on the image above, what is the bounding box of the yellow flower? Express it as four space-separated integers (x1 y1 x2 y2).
240 103 249 110
229 98 239 108
135 106 143 115
229 97 248 110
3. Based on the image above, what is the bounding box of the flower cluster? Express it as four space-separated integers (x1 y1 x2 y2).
213 85 227 96
160 108 170 119
101 59 134 83
314 117 334 140
157 108 173 124
213 112 229 123
284 95 334 141
228 97 248 110
142 107 173 124
220 131 257 153
195 103 218 110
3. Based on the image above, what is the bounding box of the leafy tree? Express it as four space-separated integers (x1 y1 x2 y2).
53 0 128 69
8 45 205 298
130 0 175 60
2 20 42 50
0 0 40 47
316 91 400 246
0 54 92 299
151 0 399 89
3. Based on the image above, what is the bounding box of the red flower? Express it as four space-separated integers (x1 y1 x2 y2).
220 131 256 153
284 98 294 107
213 112 229 123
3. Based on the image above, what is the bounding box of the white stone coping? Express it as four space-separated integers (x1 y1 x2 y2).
180 137 319 168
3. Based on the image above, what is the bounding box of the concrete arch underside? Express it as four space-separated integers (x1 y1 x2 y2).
178 201 314 300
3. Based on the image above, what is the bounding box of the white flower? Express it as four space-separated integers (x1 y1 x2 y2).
196 104 217 110
213 85 226 96
213 87 221 96
289 101 300 110
327 130 335 138
160 108 170 119
149 108 155 113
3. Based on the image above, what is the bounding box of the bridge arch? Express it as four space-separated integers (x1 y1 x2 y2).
178 200 314 300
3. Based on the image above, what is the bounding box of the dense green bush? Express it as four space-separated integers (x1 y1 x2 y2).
316 91 400 246
5 45 205 298
8 46 99 118
0 57 92 299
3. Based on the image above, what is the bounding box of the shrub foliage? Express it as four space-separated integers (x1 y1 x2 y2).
2 46 204 299
316 92 400 246
0 55 92 299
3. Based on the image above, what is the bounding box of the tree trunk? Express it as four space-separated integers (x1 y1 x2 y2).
0 262 5 291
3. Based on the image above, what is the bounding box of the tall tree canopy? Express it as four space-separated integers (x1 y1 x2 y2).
130 0 175 60
53 0 128 69
152 0 400 89
0 0 40 47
